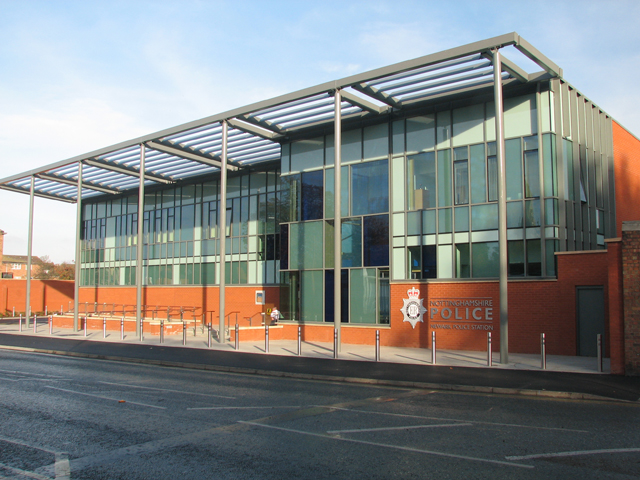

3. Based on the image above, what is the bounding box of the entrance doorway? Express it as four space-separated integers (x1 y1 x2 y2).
576 286 605 357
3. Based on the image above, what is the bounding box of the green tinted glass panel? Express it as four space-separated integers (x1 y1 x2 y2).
437 149 452 207
472 242 499 277
350 268 377 323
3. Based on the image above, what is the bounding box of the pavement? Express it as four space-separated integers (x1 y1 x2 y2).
1 316 639 403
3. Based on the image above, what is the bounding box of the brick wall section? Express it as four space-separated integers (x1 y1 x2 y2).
386 251 609 356
613 121 640 237
606 239 625 374
0 279 74 315
623 222 640 374
79 285 280 326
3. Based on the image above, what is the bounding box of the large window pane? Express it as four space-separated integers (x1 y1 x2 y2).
469 144 486 204
363 215 389 267
454 161 469 205
342 218 362 267
508 240 524 276
290 138 324 172
342 128 362 163
507 201 524 228
363 123 389 160
471 204 498 231
456 243 470 278
352 159 388 215
406 115 435 153
350 269 377 324
472 242 499 277
527 239 542 276
407 152 436 210
454 206 469 232
437 149 452 206
543 133 557 197
301 170 323 221
524 150 540 198
289 221 323 269
506 138 523 200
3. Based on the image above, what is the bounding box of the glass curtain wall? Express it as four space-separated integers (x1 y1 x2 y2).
80 167 282 287
280 124 391 324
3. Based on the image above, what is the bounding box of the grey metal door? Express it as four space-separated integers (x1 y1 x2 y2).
576 286 605 357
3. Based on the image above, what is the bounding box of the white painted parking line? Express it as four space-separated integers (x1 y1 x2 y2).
239 421 534 469
0 434 58 454
97 381 236 399
506 447 640 461
0 461 52 480
54 452 70 480
325 407 589 433
187 405 305 411
44 386 167 409
327 423 472 434
0 368 66 378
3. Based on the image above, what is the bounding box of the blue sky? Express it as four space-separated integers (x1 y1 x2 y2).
1 0 639 262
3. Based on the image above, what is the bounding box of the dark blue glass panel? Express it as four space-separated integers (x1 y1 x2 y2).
301 170 324 221
363 215 389 267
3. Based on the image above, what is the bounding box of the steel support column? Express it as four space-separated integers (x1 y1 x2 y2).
492 48 509 364
333 90 342 352
135 144 145 337
74 163 83 332
25 176 35 327
218 120 228 343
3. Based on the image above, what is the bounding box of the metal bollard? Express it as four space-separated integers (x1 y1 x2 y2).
297 326 301 356
13 307 15 317
103 317 107 338
49 315 53 335
265 324 269 353
541 333 546 370
19 314 22 332
431 331 436 365
160 320 164 344
333 329 338 359
183 321 187 346
140 318 144 342
235 324 239 350
375 330 380 362
194 316 197 337
33 314 37 333
597 334 603 373
120 317 124 340
487 332 492 366
84 317 87 337
207 325 212 348
60 305 63 315
45 306 47 316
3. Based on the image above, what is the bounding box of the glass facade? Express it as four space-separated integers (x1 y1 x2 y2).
80 85 615 324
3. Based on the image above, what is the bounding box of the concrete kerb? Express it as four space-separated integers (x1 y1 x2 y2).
0 344 632 404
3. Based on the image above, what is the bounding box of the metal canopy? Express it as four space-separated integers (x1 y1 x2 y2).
0 32 563 203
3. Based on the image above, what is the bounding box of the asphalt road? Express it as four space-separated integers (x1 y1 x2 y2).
1 349 640 479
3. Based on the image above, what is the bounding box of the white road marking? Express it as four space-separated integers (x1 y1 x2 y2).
187 405 305 411
506 447 640 461
97 381 236 399
327 423 472 434
0 461 52 480
54 452 70 480
44 386 167 410
0 434 58 454
0 368 66 378
239 421 534 469
323 407 589 433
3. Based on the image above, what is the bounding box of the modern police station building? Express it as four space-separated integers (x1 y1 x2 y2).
2 33 640 373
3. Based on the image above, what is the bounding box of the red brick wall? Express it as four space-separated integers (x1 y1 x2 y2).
606 239 625 374
613 121 640 237
78 285 280 326
622 224 640 375
384 250 609 356
0 279 74 315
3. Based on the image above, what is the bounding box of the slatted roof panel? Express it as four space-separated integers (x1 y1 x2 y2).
0 32 563 203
